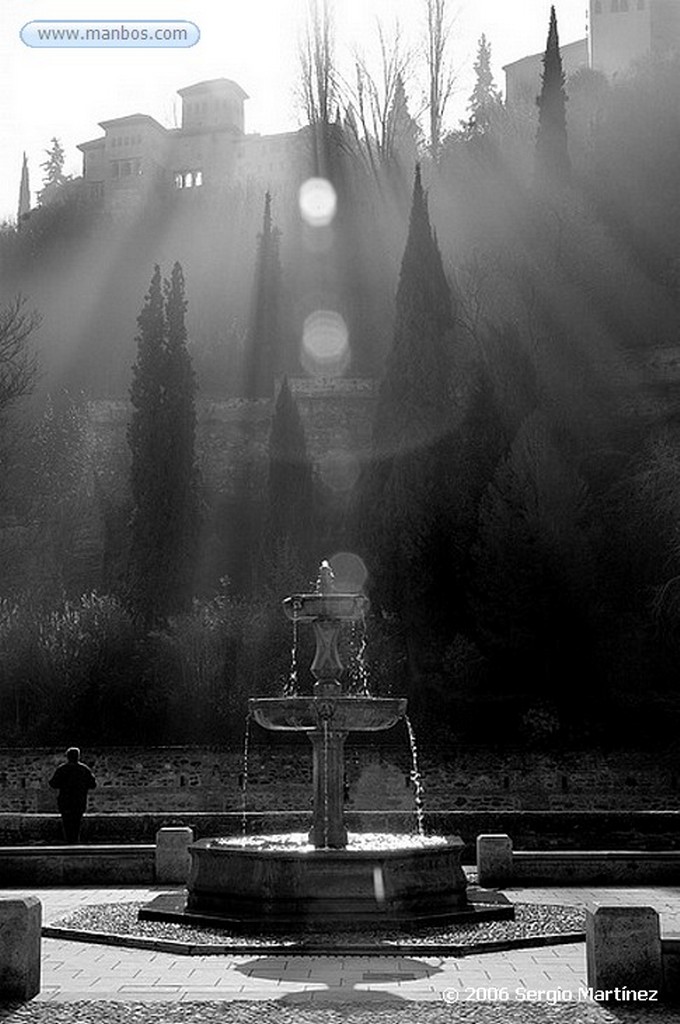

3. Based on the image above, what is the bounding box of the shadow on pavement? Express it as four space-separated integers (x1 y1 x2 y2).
234 954 442 1003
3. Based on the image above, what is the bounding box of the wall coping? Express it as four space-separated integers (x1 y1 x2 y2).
0 845 154 856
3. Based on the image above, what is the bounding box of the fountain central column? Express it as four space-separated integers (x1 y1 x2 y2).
308 616 348 849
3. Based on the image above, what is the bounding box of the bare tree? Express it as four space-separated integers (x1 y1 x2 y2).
342 21 417 177
423 0 457 160
298 0 340 175
299 0 338 128
0 296 40 418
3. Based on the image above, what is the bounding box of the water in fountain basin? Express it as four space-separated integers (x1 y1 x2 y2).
404 715 425 837
211 832 449 851
240 712 252 838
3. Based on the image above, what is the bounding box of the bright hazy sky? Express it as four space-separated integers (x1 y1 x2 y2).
0 0 588 221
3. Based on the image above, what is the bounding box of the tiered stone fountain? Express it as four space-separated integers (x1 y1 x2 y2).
143 562 511 931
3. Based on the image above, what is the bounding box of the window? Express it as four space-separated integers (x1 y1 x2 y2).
611 0 619 10
174 169 203 189
594 0 602 12
620 0 629 10
638 0 645 8
111 161 119 179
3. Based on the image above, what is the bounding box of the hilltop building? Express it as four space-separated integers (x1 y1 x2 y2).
504 0 680 103
76 78 309 214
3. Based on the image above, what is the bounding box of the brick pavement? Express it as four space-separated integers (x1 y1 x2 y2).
2 884 680 1004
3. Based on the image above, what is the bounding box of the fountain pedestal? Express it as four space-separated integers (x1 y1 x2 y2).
308 724 348 848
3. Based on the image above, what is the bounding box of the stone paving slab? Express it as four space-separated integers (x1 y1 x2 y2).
3 884 679 1009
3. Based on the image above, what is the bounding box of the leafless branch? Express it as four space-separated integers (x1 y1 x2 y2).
423 0 457 160
0 296 41 416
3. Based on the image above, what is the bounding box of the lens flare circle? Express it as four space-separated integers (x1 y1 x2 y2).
301 310 349 377
329 552 369 593
299 177 337 227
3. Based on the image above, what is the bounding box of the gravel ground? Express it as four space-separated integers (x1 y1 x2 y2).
46 901 585 954
2 1002 680 1023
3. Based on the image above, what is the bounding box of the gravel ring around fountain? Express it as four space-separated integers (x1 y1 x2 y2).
0 1004 674 1024
42 901 585 957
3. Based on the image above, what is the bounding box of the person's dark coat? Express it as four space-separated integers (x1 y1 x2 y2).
49 761 97 813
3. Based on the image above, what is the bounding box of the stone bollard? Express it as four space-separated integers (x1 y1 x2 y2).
586 905 663 999
476 834 513 887
0 896 41 1001
155 827 194 885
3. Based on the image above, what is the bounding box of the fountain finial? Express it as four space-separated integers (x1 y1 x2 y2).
316 560 336 596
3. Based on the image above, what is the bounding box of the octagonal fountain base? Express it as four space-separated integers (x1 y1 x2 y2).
140 833 514 931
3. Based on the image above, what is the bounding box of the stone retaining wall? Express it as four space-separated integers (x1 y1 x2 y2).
2 744 679 815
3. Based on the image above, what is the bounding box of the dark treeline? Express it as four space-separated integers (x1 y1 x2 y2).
2 25 680 748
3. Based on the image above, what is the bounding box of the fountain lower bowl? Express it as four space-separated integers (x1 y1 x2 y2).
249 696 407 732
168 833 471 930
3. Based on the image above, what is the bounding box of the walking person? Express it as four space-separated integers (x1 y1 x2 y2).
49 747 97 844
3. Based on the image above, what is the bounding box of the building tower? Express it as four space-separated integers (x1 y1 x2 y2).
589 0 680 78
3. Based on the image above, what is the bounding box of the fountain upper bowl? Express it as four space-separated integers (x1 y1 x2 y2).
283 593 369 622
249 696 407 732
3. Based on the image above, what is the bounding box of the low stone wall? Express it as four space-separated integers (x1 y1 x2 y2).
2 744 680 814
0 846 155 886
478 833 680 885
3 811 680 862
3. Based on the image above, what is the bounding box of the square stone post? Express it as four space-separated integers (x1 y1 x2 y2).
586 904 663 998
155 827 195 884
476 834 513 887
0 897 41 1001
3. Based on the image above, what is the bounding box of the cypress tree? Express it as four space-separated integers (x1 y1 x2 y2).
128 262 199 625
535 6 571 188
373 164 453 459
244 192 282 398
363 165 457 661
163 261 200 608
387 74 421 171
262 377 315 579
